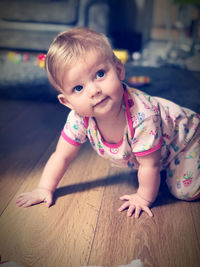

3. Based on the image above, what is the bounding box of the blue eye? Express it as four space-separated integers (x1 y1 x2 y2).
74 85 83 92
96 70 105 79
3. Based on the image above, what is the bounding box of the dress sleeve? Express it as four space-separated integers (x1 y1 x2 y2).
131 115 163 156
61 110 87 146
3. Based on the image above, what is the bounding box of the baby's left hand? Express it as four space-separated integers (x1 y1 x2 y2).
118 193 153 218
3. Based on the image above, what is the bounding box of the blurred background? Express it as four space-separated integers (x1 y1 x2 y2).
0 0 200 102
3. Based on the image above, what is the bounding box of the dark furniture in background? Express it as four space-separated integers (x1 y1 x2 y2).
0 0 153 52
0 0 110 51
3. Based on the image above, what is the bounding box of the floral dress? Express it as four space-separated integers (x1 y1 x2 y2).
61 85 200 200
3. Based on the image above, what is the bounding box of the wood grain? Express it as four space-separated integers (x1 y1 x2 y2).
88 167 200 267
0 139 110 267
0 100 67 214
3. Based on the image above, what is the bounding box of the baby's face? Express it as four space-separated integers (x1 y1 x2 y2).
57 50 125 120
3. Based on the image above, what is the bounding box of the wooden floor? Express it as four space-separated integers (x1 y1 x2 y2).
0 99 200 267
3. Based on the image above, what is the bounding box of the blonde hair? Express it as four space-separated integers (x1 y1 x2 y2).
45 27 117 91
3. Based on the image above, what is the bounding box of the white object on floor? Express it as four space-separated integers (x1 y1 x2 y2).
0 262 19 267
119 259 143 267
81 259 143 267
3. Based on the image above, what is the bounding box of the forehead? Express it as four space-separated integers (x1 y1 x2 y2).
60 50 111 86
72 49 107 66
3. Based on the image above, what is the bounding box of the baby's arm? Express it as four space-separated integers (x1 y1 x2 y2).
119 149 161 218
16 136 81 208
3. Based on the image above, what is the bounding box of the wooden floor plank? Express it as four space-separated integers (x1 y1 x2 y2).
0 99 27 129
88 166 200 267
0 100 67 214
190 201 200 248
0 141 110 267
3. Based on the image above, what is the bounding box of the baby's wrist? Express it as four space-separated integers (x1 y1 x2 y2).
37 186 54 193
137 191 154 204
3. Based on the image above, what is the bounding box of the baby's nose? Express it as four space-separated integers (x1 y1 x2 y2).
89 84 102 97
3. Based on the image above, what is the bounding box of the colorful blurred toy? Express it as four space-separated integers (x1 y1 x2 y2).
7 51 29 63
129 76 150 87
37 53 46 68
113 50 129 64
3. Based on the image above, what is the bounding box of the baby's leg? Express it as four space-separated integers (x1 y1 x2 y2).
166 136 200 201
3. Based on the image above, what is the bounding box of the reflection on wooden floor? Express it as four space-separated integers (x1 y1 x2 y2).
0 100 200 267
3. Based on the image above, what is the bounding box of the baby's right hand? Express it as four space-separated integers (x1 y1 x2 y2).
16 188 53 208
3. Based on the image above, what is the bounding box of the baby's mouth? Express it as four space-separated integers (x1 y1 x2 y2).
94 96 109 107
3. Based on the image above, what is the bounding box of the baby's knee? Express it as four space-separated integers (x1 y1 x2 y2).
166 169 200 201
170 187 200 201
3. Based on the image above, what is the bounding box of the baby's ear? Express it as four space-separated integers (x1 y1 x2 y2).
115 59 125 81
57 94 73 109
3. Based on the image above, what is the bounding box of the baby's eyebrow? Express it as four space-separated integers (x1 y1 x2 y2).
95 62 108 70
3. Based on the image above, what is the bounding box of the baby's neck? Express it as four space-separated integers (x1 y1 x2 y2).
95 104 126 144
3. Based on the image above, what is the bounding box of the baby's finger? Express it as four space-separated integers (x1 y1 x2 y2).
118 201 130 212
143 206 153 217
120 195 131 201
45 194 53 208
16 194 26 202
16 197 28 207
18 199 30 208
127 205 136 217
134 206 141 219
21 200 33 208
17 192 30 198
